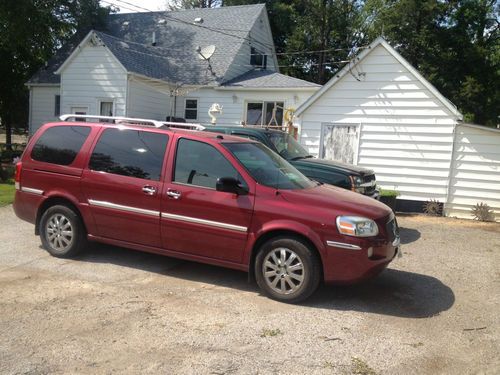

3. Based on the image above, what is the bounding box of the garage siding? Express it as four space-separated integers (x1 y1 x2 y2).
298 44 458 202
446 125 500 221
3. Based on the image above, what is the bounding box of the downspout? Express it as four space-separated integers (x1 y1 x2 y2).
28 87 33 135
125 74 130 117
444 121 459 217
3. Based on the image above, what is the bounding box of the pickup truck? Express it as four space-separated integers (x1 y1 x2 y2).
204 126 379 198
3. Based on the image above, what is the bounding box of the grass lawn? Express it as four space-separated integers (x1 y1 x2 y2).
0 183 15 206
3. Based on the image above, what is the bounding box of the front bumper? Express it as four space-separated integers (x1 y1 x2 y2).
323 239 400 284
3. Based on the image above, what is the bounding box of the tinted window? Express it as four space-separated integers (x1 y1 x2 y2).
224 142 314 190
267 132 309 159
174 139 243 189
31 126 91 166
89 129 168 181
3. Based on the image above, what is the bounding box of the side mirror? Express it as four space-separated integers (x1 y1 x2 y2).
216 177 248 195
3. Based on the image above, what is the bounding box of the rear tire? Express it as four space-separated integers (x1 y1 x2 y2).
40 205 86 258
255 236 321 303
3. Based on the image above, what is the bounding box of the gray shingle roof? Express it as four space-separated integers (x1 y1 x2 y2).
95 32 213 85
28 4 265 85
222 70 320 88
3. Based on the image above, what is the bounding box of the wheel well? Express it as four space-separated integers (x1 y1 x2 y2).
35 197 85 235
248 230 323 282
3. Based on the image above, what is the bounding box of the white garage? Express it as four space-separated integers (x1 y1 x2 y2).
295 37 500 221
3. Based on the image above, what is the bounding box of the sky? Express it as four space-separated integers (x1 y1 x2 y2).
101 0 169 13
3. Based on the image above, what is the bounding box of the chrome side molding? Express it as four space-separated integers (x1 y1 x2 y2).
88 199 160 217
326 241 362 250
161 212 247 233
21 187 44 195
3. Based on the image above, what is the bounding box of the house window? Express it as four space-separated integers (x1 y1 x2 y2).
245 101 284 126
71 106 88 122
54 95 61 116
185 99 198 120
250 47 267 69
99 101 114 117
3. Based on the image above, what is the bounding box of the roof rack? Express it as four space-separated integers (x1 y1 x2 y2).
59 114 205 131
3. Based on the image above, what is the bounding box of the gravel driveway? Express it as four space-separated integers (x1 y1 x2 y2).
0 205 499 374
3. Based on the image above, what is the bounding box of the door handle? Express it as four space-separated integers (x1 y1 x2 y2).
166 189 181 199
142 186 157 195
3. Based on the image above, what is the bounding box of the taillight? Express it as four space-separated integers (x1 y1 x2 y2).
14 162 22 190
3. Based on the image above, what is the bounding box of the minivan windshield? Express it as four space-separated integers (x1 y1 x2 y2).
224 142 315 190
267 132 311 160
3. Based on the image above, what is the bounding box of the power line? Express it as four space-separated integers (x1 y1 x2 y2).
98 30 365 61
101 0 368 59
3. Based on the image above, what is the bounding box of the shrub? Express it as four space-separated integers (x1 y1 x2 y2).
0 165 15 182
379 188 400 198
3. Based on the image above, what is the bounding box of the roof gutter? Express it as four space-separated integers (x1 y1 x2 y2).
214 86 320 92
25 83 60 87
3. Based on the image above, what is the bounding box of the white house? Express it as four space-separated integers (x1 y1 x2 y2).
26 4 319 134
295 37 500 220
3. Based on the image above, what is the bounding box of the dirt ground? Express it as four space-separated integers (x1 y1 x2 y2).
0 206 499 374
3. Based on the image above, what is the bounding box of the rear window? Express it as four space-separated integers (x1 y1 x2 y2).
31 126 91 165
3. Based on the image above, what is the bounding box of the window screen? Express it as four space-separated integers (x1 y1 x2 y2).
89 129 168 181
174 138 242 189
31 126 91 166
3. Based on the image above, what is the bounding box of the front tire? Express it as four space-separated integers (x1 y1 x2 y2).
40 205 86 258
255 236 321 303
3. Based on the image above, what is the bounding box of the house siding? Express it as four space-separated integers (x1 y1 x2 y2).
223 8 277 82
29 86 61 134
446 125 500 221
174 87 316 126
60 43 127 118
298 44 458 202
127 77 171 120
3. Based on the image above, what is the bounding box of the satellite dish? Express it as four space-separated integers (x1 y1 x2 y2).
198 45 216 60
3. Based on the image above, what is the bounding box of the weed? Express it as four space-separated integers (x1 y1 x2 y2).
351 357 377 375
260 328 283 338
471 202 495 222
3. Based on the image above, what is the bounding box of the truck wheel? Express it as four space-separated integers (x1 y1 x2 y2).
255 236 321 303
40 205 86 258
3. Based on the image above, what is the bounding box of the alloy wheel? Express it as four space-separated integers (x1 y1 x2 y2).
262 247 305 295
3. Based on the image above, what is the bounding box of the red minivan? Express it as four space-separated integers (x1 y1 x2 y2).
13 116 400 303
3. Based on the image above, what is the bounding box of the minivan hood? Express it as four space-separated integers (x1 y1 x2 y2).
281 183 391 219
291 158 374 176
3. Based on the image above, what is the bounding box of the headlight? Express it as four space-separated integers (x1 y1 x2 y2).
336 216 379 237
350 176 365 193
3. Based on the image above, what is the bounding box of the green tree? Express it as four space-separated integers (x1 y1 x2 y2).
0 0 112 149
365 0 499 126
223 1 366 83
167 0 222 10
